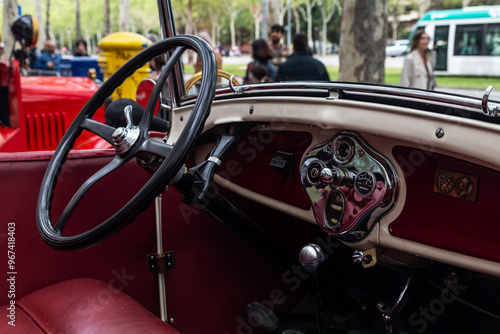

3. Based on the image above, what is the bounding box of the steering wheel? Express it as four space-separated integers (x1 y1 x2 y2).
37 35 217 251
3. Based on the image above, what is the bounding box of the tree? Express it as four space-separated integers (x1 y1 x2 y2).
247 0 262 39
387 0 405 41
119 0 130 32
2 0 18 60
45 0 51 39
295 0 319 48
318 0 342 56
35 0 45 49
105 0 111 35
338 0 387 84
76 0 81 39
413 0 431 17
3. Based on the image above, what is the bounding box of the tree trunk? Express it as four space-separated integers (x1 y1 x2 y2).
76 0 81 39
45 0 51 40
35 0 45 49
105 0 111 35
119 0 130 31
2 0 18 59
267 0 283 32
230 10 237 49
338 0 387 84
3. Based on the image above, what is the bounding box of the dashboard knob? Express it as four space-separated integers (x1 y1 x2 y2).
352 250 365 264
299 244 325 272
320 168 334 184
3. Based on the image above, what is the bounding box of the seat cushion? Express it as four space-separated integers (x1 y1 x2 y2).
1 303 44 333
9 278 179 334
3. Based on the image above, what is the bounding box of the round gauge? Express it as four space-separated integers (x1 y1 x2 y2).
333 137 355 164
324 191 345 230
354 170 376 197
307 161 324 185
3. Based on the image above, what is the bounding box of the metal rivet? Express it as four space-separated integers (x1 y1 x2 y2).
249 106 254 115
169 318 175 324
435 128 444 138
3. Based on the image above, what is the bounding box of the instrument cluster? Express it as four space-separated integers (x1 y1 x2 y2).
301 132 398 242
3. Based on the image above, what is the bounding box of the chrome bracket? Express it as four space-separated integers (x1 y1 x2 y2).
481 86 499 117
229 74 248 95
148 251 175 273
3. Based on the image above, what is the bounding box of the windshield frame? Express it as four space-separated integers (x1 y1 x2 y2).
158 0 185 108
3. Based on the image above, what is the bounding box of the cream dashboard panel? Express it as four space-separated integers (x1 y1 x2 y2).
181 95 500 277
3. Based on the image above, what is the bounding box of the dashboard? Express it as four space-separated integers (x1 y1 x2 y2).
186 96 500 278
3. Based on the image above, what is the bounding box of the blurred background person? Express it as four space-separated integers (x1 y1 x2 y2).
244 39 276 83
251 64 273 83
400 31 436 90
149 55 166 80
269 24 290 69
194 31 222 73
276 33 329 82
73 39 89 56
34 40 61 74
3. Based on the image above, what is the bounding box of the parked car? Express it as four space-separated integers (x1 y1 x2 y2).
214 44 229 56
1 1 500 334
229 45 241 57
386 39 409 57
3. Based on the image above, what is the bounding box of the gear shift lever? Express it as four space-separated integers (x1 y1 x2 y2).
299 244 326 334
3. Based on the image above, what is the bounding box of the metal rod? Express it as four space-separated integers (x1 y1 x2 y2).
155 193 168 322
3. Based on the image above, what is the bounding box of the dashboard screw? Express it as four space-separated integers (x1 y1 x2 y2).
435 128 445 138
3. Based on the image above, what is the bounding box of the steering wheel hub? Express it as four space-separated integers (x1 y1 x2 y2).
112 126 140 154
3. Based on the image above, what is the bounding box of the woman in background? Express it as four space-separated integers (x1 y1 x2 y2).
244 39 277 83
400 31 436 90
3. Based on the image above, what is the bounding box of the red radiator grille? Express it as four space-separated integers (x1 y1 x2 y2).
26 112 66 151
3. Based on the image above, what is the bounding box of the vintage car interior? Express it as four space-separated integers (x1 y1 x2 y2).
1 1 500 333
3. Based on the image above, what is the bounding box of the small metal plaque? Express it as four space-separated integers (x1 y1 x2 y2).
270 151 294 173
434 169 478 202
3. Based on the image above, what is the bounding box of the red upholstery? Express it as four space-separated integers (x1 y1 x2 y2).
1 278 179 333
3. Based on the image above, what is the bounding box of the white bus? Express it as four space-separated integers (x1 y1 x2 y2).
410 5 500 76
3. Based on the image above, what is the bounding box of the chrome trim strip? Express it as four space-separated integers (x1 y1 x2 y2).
183 82 500 118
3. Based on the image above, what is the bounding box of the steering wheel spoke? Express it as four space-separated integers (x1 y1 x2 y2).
140 138 173 159
54 156 130 232
81 117 116 145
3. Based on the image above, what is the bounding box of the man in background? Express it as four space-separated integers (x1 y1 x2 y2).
268 24 290 69
276 33 329 82
34 40 61 74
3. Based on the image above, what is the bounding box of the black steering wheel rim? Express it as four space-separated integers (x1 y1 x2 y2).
36 35 217 251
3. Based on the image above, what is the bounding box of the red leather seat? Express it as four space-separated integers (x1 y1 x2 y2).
1 278 179 333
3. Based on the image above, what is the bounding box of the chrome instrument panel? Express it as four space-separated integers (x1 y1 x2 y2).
301 132 398 242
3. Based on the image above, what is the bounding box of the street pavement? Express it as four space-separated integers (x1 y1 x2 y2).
218 54 500 101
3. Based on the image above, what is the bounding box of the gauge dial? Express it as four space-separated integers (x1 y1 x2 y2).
324 191 345 230
307 161 324 185
354 171 376 197
333 138 355 164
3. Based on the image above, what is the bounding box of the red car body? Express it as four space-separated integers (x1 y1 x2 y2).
0 59 108 152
